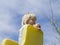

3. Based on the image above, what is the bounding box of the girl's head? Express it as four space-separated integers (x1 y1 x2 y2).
22 13 36 26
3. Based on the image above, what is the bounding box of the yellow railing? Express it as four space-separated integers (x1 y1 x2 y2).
2 38 18 45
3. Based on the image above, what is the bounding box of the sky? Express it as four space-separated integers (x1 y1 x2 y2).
0 0 60 45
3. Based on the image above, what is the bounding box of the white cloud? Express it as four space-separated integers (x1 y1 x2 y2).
0 16 18 44
41 22 60 45
0 37 3 45
0 0 19 10
13 0 60 20
0 0 19 44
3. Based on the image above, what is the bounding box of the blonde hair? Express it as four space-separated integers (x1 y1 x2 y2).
22 13 36 26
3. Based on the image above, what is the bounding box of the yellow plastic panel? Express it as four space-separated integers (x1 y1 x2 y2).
2 38 18 45
21 25 43 45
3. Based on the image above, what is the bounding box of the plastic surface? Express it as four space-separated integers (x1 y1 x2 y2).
2 38 18 45
21 25 43 45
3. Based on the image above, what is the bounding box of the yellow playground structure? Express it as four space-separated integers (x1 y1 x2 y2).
2 38 18 45
2 25 43 45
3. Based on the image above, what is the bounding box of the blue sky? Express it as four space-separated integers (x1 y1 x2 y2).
0 0 60 45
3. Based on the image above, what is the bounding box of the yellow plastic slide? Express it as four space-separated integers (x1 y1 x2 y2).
2 38 18 45
2 24 43 45
21 24 43 45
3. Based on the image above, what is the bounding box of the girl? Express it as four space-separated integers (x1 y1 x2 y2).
19 13 36 45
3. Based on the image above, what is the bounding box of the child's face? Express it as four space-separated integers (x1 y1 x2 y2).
28 18 36 25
